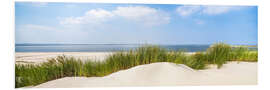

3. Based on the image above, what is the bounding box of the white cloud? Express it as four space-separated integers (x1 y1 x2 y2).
113 6 170 26
23 24 57 31
202 6 236 15
176 5 201 16
60 9 114 25
86 9 114 18
176 5 242 16
59 6 170 26
113 6 158 19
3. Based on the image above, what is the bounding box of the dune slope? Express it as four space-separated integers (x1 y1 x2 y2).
35 62 257 88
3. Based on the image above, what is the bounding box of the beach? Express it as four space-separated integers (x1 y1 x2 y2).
16 52 257 87
15 52 196 64
13 2 260 89
15 52 113 64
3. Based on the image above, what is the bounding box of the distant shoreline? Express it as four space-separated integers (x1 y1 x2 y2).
15 52 196 64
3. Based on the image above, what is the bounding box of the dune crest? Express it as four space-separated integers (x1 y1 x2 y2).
35 62 257 88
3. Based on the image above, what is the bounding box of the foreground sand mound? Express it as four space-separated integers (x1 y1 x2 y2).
35 62 257 88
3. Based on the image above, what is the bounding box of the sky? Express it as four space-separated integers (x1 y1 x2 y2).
15 2 258 45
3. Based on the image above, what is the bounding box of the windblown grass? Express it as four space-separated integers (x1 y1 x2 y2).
205 43 232 68
15 43 257 88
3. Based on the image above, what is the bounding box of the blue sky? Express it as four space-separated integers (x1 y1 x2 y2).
15 2 257 45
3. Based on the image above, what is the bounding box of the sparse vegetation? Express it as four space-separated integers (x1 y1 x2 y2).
15 43 258 88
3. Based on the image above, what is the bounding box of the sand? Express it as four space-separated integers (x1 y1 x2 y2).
15 52 113 64
34 62 257 88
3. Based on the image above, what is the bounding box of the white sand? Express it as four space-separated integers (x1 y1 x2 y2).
35 62 257 88
15 52 113 64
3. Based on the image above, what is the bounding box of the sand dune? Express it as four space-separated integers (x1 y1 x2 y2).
35 62 257 88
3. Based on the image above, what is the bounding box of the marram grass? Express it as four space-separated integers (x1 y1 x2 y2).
15 43 257 88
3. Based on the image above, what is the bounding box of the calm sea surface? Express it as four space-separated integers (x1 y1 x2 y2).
15 44 257 52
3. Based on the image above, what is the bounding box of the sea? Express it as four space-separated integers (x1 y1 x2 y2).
15 44 257 52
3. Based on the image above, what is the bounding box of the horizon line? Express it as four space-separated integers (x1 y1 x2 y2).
15 43 258 46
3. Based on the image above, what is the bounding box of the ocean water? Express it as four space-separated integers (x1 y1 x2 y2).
15 44 213 52
15 44 258 52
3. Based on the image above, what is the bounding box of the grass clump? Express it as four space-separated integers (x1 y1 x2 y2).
187 52 207 69
205 43 232 68
15 43 257 88
229 47 258 62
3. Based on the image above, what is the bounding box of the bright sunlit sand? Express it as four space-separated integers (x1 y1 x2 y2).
15 52 113 64
34 62 257 88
